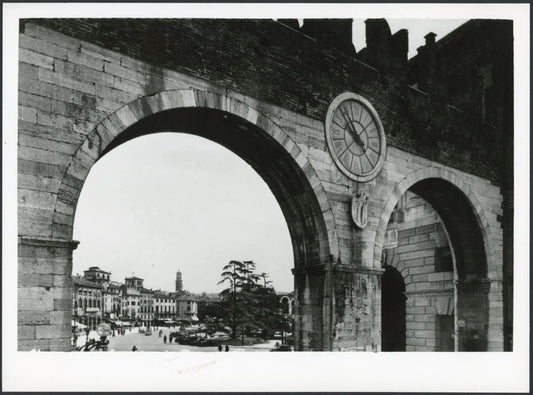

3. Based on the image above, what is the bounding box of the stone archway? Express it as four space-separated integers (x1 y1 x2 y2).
20 88 340 351
374 167 500 351
280 295 294 315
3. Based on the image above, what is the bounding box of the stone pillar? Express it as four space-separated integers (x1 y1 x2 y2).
456 279 491 351
292 262 333 351
18 236 78 351
487 279 505 351
331 265 382 351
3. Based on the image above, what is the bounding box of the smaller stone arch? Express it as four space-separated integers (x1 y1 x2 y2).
375 166 499 351
374 166 495 276
280 295 294 315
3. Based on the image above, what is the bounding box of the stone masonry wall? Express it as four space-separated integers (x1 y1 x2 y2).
384 192 454 351
18 237 77 351
17 21 506 350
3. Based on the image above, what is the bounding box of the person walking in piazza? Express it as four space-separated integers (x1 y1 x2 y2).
163 335 167 344
225 344 229 352
132 345 137 351
218 344 222 352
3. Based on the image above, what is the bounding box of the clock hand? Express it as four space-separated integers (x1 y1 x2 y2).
339 108 366 149
347 125 366 150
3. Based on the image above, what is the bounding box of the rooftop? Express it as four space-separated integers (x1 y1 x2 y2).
85 266 111 274
73 276 102 289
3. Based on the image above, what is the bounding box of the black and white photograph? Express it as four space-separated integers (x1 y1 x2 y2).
3 2 529 392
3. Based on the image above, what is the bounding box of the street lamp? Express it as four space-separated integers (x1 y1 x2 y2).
84 327 90 348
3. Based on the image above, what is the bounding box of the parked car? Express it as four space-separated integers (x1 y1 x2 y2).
211 331 229 339
145 329 152 336
197 338 217 347
270 344 292 352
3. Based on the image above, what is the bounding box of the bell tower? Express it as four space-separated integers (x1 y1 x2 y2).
175 271 183 292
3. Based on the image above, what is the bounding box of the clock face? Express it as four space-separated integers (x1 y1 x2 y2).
325 92 386 182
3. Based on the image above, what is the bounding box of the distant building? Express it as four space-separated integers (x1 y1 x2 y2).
103 281 122 320
83 266 111 286
154 291 177 321
125 276 144 289
72 275 103 330
177 295 199 322
82 267 121 320
121 276 144 321
175 271 183 292
139 287 154 327
71 268 204 327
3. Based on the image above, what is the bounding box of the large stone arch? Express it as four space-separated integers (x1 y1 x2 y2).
374 166 502 350
50 88 340 351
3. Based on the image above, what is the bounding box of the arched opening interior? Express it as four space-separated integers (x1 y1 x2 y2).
71 106 332 350
381 266 406 351
381 178 489 351
101 108 331 269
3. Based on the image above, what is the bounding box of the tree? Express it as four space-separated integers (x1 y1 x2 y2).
218 260 256 339
258 272 272 288
218 260 282 341
197 300 225 323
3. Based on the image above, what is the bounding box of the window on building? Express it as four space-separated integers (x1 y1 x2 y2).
435 246 453 272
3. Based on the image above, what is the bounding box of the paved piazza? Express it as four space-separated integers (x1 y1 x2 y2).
98 328 277 352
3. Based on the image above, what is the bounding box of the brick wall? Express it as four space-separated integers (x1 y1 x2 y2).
20 18 505 185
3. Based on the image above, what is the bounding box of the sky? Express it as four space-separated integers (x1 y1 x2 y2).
73 133 294 293
73 19 467 295
353 19 468 58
